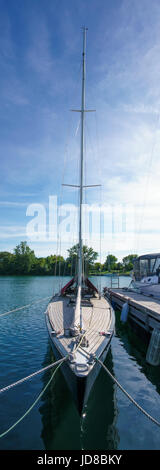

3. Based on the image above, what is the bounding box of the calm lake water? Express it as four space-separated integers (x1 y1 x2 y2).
0 275 160 450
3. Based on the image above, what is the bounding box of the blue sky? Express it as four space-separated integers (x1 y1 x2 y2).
1 0 160 261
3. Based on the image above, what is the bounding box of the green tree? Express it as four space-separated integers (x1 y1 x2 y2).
0 252 15 274
90 262 103 274
66 243 98 276
104 254 118 272
45 255 65 275
32 257 46 275
122 254 138 272
115 261 123 271
14 241 36 274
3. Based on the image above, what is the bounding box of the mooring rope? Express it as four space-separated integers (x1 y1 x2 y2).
0 357 68 395
0 296 51 317
95 356 160 428
0 356 67 439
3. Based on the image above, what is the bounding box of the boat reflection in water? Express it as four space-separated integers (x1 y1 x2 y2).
39 342 119 450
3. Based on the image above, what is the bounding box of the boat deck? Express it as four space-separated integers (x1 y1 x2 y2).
46 294 112 357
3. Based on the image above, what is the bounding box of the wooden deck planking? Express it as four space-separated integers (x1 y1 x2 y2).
47 294 112 355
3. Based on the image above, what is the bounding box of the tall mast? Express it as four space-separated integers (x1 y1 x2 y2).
78 26 87 291
70 27 88 333
72 27 87 333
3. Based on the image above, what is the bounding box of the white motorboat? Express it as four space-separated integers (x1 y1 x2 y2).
130 253 160 299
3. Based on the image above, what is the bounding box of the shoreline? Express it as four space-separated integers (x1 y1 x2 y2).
0 272 131 277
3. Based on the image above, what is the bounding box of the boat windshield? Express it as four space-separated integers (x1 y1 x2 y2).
154 257 160 273
133 256 160 280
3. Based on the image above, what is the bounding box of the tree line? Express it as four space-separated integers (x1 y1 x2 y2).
0 241 138 276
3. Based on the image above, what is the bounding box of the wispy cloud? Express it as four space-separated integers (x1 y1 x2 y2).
0 201 28 207
0 225 26 240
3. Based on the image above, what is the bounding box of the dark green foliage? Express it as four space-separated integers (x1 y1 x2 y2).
122 254 138 271
0 241 138 275
103 254 118 272
13 241 36 274
66 243 98 276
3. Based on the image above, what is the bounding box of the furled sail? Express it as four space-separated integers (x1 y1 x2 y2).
70 285 84 333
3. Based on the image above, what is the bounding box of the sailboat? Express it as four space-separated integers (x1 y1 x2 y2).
45 27 115 414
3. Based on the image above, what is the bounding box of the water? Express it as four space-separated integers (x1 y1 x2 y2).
0 275 160 450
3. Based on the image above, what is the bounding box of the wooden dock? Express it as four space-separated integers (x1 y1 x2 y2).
104 287 160 337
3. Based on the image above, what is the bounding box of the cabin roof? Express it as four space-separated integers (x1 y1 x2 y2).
137 253 160 260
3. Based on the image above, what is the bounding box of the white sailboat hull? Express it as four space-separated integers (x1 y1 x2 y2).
45 294 115 414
